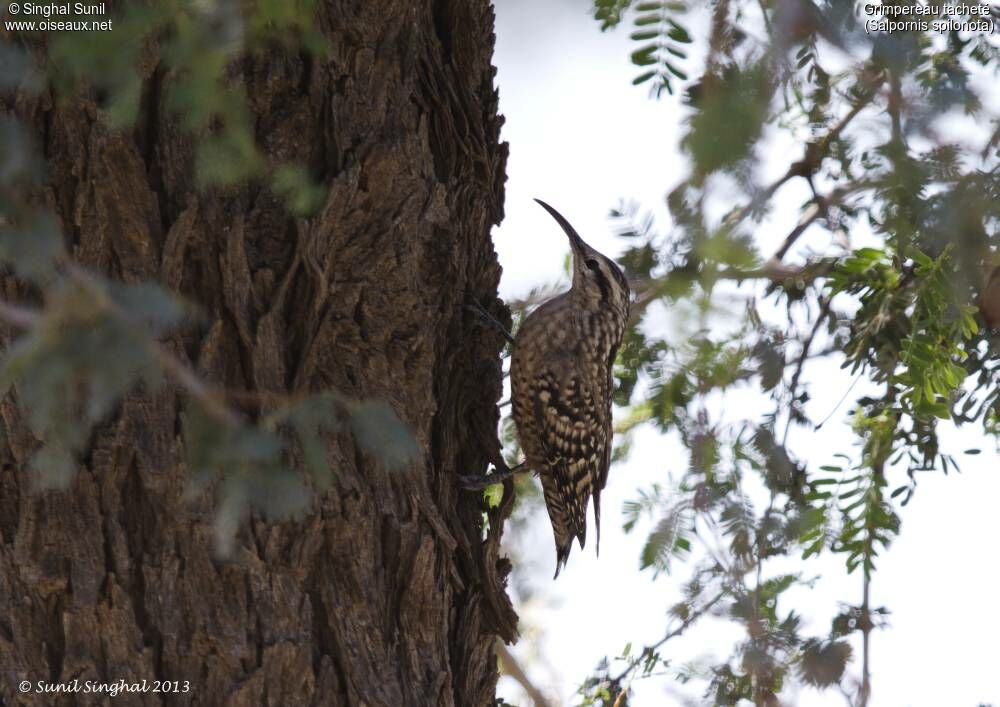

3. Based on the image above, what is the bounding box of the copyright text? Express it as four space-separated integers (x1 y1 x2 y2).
18 679 191 697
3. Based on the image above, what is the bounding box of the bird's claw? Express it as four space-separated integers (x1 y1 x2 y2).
463 300 515 344
457 462 527 490
457 473 504 491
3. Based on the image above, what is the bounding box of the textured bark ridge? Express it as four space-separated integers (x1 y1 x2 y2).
0 0 516 704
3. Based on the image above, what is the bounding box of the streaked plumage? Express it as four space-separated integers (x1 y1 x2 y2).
510 199 630 578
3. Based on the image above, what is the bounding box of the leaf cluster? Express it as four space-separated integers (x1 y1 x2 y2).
581 0 1000 702
1 5 419 555
8 0 326 209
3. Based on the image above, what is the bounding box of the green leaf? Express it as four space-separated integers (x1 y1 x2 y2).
665 62 688 80
213 476 249 557
108 281 185 332
889 485 908 498
800 640 852 687
30 445 76 491
483 483 503 508
0 211 63 282
632 70 657 86
248 469 311 520
683 63 769 174
286 396 339 489
272 163 326 217
631 45 658 67
196 129 263 186
640 506 690 573
349 400 420 469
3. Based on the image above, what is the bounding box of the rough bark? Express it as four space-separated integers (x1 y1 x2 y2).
0 1 517 705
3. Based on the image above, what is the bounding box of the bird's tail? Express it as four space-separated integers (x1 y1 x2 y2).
541 473 590 579
593 486 602 558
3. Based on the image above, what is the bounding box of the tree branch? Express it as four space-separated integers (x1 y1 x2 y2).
771 201 823 263
495 641 553 707
724 170 798 230
153 344 243 428
626 178 875 327
769 180 878 266
858 569 872 707
610 590 727 692
724 85 879 232
783 296 833 444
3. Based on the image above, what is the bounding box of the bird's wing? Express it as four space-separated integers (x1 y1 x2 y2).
591 341 620 550
530 359 606 557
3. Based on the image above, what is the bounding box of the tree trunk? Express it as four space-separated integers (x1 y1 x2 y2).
0 1 517 705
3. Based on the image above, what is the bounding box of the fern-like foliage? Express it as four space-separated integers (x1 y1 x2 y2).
592 1 693 97
580 0 1000 703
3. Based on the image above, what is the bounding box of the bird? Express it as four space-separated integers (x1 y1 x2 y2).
509 199 630 578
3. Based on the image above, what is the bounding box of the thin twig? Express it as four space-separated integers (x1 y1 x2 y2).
63 263 245 429
813 92 878 165
628 179 874 327
724 86 879 232
724 170 798 230
0 275 243 430
887 71 904 149
783 297 833 445
717 260 813 283
153 346 242 428
857 383 893 707
814 372 862 431
624 74 882 328
770 180 877 264
751 179 876 279
495 641 553 707
772 201 823 263
626 260 814 326
751 493 776 707
0 300 40 329
610 590 727 689
702 514 734 574
859 569 872 707
756 0 773 37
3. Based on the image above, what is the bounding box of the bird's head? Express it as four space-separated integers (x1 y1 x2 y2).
534 198 630 320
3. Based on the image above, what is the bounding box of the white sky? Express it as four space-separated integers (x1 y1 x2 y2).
490 1 1000 705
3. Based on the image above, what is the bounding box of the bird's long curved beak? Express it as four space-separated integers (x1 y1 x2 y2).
534 198 587 253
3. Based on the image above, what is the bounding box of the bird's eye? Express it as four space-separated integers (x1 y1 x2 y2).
585 259 600 272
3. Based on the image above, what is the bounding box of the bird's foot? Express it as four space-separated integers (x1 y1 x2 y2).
463 299 515 345
457 462 527 490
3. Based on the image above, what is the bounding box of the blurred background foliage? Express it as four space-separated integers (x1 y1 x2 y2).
0 0 417 554
495 0 999 705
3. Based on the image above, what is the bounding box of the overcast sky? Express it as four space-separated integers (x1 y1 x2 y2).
490 1 1000 705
